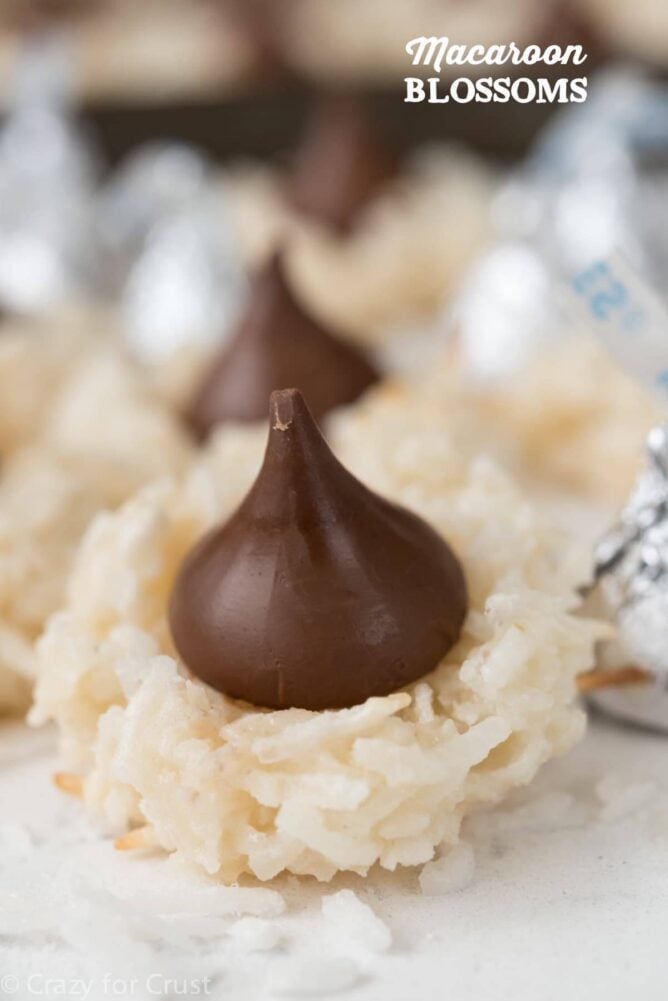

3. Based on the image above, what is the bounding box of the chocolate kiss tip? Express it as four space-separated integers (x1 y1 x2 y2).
169 390 468 712
184 254 379 440
270 388 301 430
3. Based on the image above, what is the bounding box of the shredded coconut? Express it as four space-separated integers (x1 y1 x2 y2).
321 890 391 953
0 334 192 713
32 376 605 881
596 774 658 823
0 305 100 459
419 841 476 895
269 957 361 998
228 916 283 952
474 336 659 507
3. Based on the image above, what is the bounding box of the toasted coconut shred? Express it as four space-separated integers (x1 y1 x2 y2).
31 379 605 882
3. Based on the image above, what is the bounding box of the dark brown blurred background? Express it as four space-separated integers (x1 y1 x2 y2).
1 0 665 165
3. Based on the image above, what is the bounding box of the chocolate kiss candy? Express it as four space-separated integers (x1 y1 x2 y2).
219 0 298 82
12 0 85 29
287 96 400 233
169 389 468 711
184 254 379 440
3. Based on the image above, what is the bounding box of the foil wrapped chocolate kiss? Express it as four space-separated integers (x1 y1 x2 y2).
169 389 467 711
593 423 668 673
589 423 668 731
184 253 378 440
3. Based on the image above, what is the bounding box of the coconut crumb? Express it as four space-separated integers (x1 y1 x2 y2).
596 774 658 822
53 772 83 797
269 956 360 997
321 889 391 953
470 792 589 839
419 842 476 896
228 916 283 952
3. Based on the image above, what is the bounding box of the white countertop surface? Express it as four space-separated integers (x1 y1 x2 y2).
1 712 667 1001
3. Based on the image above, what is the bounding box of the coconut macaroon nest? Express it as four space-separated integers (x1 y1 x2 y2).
474 337 660 508
32 378 604 883
228 146 493 342
0 306 99 459
0 328 192 713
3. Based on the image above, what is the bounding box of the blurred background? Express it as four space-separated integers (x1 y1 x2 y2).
0 0 667 354
0 0 665 161
1 0 668 731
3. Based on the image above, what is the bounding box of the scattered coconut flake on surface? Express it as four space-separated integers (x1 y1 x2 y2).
419 842 476 896
0 798 285 952
469 791 590 839
74 885 237 948
0 822 34 857
596 774 658 823
321 889 391 954
228 916 283 952
116 883 287 919
269 957 361 997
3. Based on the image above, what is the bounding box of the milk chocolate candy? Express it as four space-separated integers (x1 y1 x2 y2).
287 95 399 233
217 0 297 81
170 389 468 710
184 254 378 439
11 0 87 30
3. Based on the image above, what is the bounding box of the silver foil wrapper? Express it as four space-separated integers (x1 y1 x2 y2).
98 143 246 362
455 69 666 382
452 71 668 732
121 192 246 363
97 142 211 287
0 32 99 312
454 238 565 381
590 424 668 732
